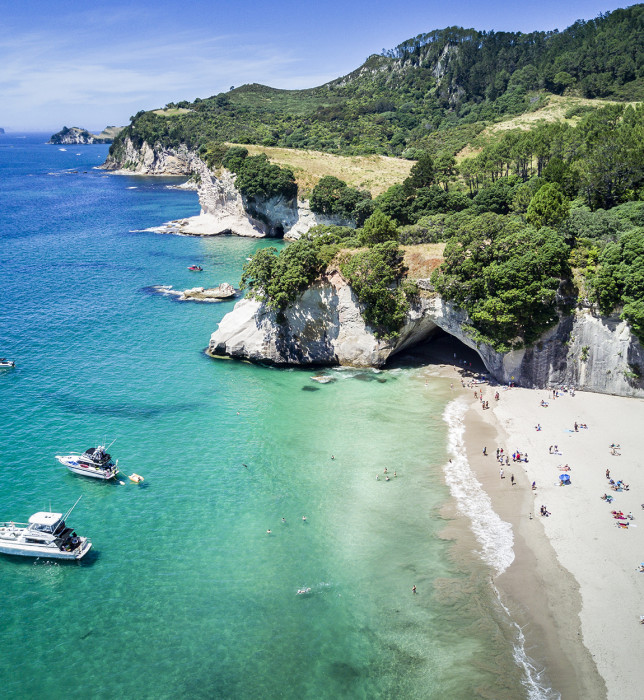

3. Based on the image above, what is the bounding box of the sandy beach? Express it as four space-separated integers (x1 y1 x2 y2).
460 383 644 699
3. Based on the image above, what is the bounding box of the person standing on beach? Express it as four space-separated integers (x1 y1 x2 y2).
511 474 515 486
500 468 505 479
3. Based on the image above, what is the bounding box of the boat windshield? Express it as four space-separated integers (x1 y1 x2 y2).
28 514 64 534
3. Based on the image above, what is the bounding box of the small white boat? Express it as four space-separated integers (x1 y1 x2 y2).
56 444 119 480
58 148 67 152
0 358 15 368
0 497 91 560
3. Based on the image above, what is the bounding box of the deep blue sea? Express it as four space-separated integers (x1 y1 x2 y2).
0 133 536 699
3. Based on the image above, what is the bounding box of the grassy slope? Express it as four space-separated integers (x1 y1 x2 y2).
226 143 413 196
227 93 640 194
402 243 445 279
456 94 640 161
331 244 446 279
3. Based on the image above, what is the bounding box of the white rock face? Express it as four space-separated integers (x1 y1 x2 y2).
104 139 352 238
486 309 644 396
209 276 644 397
209 272 464 366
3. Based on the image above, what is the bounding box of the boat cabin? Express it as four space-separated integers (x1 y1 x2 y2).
28 512 64 534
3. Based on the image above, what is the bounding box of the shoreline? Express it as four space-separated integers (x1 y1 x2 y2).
461 391 604 699
454 380 644 699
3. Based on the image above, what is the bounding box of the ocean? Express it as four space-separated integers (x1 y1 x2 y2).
0 133 544 699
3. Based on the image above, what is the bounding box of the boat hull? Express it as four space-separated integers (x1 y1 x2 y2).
56 455 118 480
0 537 92 560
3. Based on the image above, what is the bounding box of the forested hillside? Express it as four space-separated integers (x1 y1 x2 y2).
110 4 643 161
108 5 644 357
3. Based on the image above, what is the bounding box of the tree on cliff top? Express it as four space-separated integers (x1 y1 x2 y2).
310 176 372 223
431 213 571 352
358 210 399 246
240 241 324 311
340 240 410 339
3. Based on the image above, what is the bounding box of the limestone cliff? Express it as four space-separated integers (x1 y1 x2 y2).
209 275 644 398
102 138 350 238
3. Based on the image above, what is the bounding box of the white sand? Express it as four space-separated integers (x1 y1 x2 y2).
485 387 644 699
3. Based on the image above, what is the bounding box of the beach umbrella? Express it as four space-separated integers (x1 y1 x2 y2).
559 474 571 484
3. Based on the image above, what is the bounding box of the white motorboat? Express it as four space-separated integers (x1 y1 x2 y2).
0 358 15 368
0 497 91 560
56 443 119 480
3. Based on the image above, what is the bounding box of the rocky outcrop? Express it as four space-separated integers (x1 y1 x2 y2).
149 282 236 302
180 283 236 301
103 138 352 238
49 126 123 144
209 275 644 397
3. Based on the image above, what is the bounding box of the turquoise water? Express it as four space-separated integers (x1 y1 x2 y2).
0 134 528 698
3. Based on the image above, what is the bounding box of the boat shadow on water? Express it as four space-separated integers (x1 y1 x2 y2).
63 472 150 489
51 394 201 419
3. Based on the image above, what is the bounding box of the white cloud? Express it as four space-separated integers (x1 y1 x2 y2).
0 28 337 130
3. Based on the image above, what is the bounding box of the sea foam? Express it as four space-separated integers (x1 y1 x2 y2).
442 398 514 575
443 398 560 700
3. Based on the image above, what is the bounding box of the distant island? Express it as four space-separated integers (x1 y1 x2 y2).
49 125 124 145
0 128 5 134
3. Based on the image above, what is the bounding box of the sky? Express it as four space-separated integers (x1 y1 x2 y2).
0 0 633 132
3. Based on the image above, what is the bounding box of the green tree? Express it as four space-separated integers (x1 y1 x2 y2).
526 183 570 228
310 176 371 222
553 71 575 94
435 153 457 191
241 241 324 311
593 228 644 342
341 241 409 338
233 154 297 201
404 152 435 190
375 184 413 224
431 215 570 351
359 210 399 246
